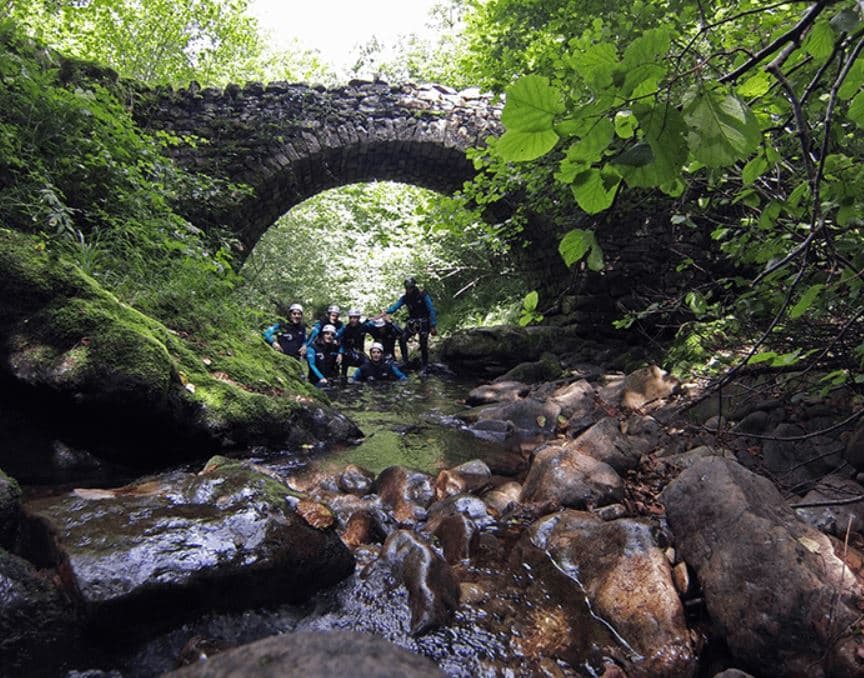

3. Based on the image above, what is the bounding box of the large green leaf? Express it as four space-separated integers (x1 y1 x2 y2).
803 20 835 60
622 27 671 70
621 104 688 187
496 128 560 162
565 118 614 164
559 228 604 270
571 168 621 214
569 43 619 91
684 89 761 167
501 75 565 132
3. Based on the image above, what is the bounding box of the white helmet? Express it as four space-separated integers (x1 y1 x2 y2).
327 305 341 315
370 342 384 353
322 324 337 335
372 318 386 328
348 308 361 317
288 303 303 313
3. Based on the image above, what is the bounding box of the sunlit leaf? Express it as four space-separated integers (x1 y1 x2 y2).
803 20 835 60
502 75 565 132
565 118 614 164
742 155 768 185
848 91 864 129
737 72 772 98
621 104 687 187
559 228 604 270
571 168 621 213
497 128 559 162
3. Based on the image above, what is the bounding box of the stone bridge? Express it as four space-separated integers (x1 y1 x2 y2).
135 80 717 332
135 80 514 256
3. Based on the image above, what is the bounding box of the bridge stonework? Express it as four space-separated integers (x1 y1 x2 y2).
136 80 506 254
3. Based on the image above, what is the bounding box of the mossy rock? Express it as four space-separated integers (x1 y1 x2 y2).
0 229 359 461
0 468 22 548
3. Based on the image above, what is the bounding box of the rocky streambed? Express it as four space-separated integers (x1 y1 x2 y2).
2 334 864 677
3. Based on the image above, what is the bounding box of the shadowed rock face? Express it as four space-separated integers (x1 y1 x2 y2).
23 458 354 635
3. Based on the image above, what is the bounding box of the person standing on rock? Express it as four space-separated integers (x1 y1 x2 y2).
262 303 307 360
349 342 407 383
307 323 341 386
381 276 437 371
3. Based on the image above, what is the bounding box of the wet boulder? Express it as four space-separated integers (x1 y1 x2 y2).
338 464 375 496
465 381 529 406
0 468 22 547
551 379 599 430
381 530 460 635
24 457 354 633
372 466 435 525
483 481 522 516
341 508 391 548
166 630 445 677
434 459 492 499
520 446 623 510
0 548 82 675
516 511 696 677
661 456 864 677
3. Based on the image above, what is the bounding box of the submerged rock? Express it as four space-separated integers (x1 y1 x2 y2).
166 630 445 677
662 456 864 677
24 458 354 634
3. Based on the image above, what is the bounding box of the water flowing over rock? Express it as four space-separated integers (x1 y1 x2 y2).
23 458 354 634
661 456 864 677
381 530 460 635
515 511 697 677
166 630 446 677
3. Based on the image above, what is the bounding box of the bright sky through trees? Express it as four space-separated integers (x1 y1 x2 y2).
248 0 441 71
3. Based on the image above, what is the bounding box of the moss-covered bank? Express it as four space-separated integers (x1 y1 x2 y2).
0 228 359 463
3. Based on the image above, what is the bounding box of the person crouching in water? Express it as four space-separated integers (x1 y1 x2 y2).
307 324 341 386
367 314 408 364
339 308 372 380
349 342 407 383
263 303 307 360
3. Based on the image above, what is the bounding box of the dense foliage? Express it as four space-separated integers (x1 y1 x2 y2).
459 0 864 382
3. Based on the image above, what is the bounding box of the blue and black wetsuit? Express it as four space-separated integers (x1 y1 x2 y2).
386 288 437 367
262 321 307 359
338 320 374 377
307 336 341 384
307 316 344 345
367 320 408 363
351 357 407 383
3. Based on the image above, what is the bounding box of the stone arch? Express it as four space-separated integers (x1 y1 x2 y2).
135 80 504 255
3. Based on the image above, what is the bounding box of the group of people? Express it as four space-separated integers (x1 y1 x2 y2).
262 276 437 386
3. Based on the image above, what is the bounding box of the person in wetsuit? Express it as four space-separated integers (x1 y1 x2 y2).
307 323 341 385
382 276 437 369
308 304 344 345
349 342 407 383
367 314 409 364
338 308 373 379
262 303 307 359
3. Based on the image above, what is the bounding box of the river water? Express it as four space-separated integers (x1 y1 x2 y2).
48 374 626 676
